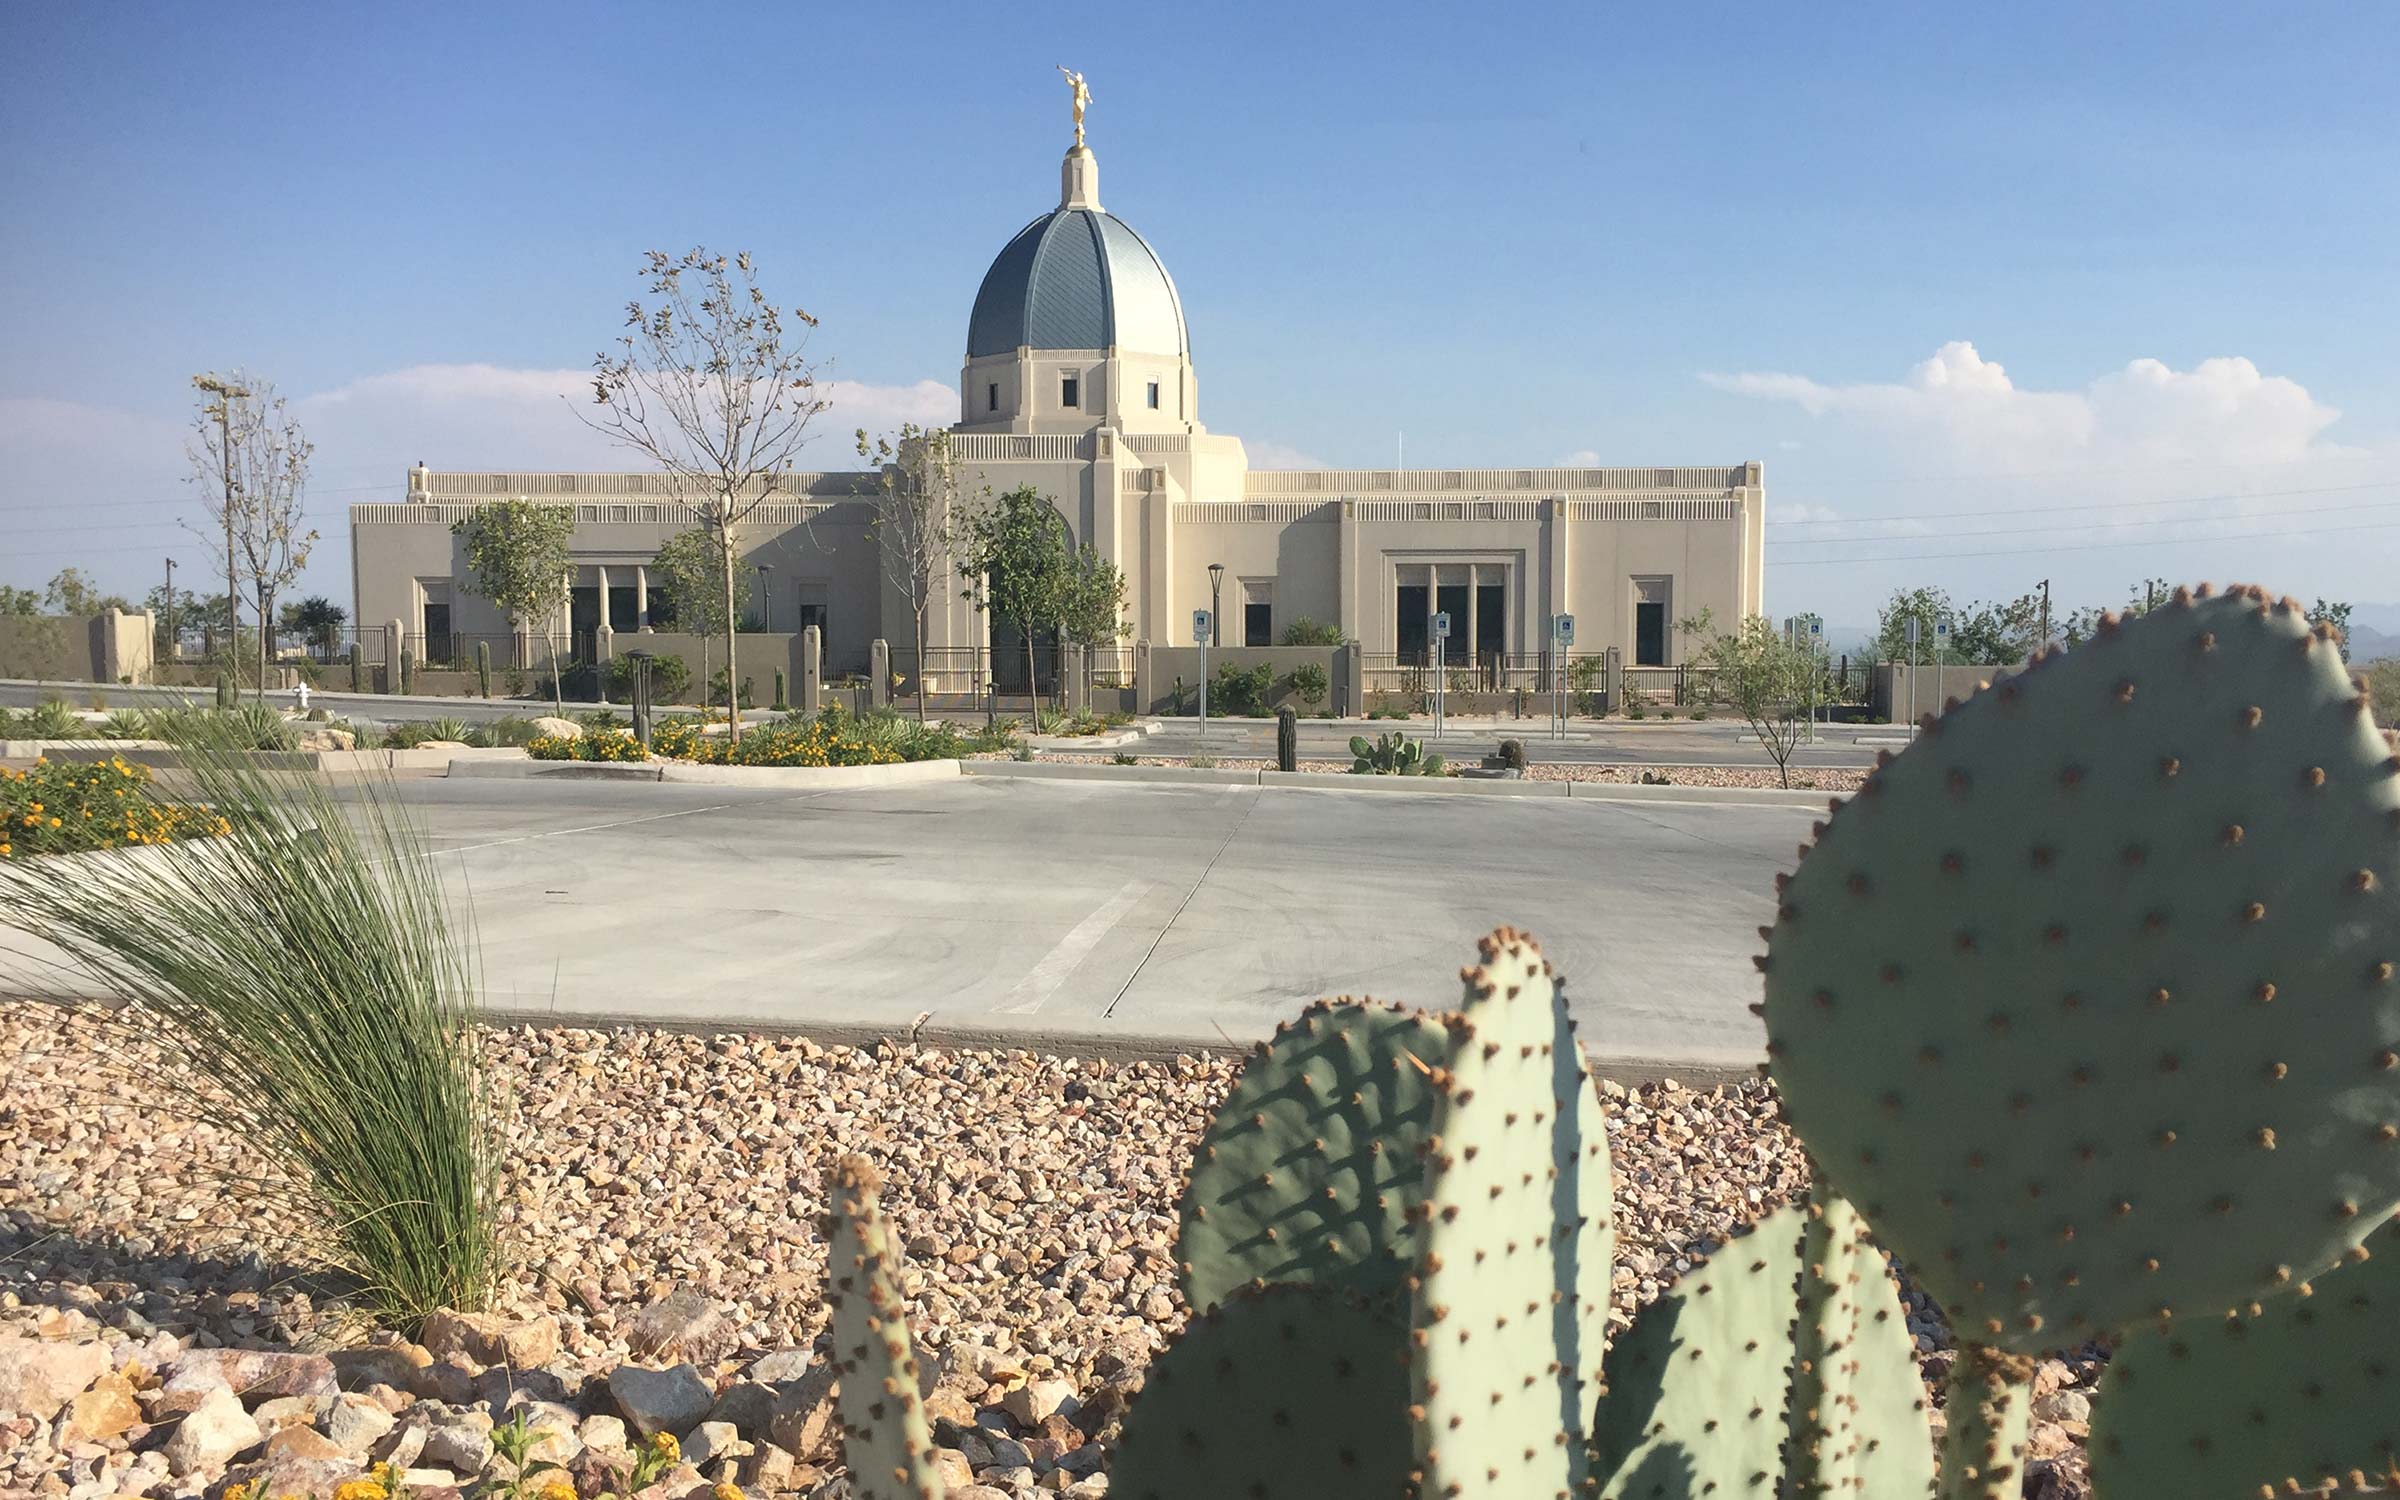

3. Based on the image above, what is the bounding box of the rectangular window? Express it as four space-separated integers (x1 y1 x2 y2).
1245 602 1272 647
1061 376 1079 409
987 382 998 412
1146 381 1160 409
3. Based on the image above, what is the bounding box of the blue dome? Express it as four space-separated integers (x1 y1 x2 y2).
966 208 1187 359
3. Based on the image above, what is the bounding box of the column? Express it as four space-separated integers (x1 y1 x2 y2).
801 625 823 712
1336 501 1360 642
1466 563 1480 668
870 639 891 708
596 564 612 631
635 565 650 629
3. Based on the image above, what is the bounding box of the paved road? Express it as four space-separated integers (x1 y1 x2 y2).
384 774 1796 1072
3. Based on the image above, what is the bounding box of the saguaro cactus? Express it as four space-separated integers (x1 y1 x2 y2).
347 641 364 693
1276 704 1297 772
476 640 492 699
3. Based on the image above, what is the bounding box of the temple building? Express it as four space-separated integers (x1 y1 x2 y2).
350 93 1763 699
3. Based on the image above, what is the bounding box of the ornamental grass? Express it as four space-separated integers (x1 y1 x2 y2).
0 714 497 1332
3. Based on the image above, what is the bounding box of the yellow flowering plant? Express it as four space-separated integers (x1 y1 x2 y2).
0 757 228 859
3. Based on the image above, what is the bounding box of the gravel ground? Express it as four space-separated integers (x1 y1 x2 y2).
1034 753 1870 792
0 1004 2093 1496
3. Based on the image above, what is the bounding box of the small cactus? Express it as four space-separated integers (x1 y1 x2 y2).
818 1155 945 1500
475 640 492 699
347 641 364 693
1348 730 1445 776
214 673 234 711
398 648 415 696
774 667 789 712
1276 704 1297 772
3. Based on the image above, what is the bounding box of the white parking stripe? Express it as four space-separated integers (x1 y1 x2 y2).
994 878 1155 1015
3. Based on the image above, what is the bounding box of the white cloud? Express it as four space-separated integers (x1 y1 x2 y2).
1770 502 1842 524
1561 448 1602 467
1701 341 2345 471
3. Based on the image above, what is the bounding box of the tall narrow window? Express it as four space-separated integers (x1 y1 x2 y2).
1146 381 1160 409
1060 375 1079 409
987 382 998 412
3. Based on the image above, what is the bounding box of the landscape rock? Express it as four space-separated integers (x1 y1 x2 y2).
62 1370 141 1444
162 1386 262 1477
0 1338 110 1423
324 1392 397 1457
627 1287 737 1368
263 1424 348 1462
682 1419 748 1468
576 1412 629 1453
531 717 581 739
743 1350 812 1385
422 1309 562 1370
419 1409 495 1473
294 728 357 752
218 1453 359 1500
762 1367 839 1463
330 1343 432 1394
606 1363 713 1439
163 1349 337 1411
1002 1378 1076 1427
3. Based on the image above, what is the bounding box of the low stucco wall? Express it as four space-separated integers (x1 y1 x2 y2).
1134 645 1348 716
0 612 155 685
1870 663 2022 723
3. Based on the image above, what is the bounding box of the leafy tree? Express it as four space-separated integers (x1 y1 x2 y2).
580 249 830 746
1871 587 1951 665
2059 579 2175 646
860 424 964 722
1279 617 1345 646
1874 587 2040 665
453 500 576 713
45 568 128 615
186 373 315 700
1060 544 1130 705
958 485 1073 723
0 584 39 616
1683 611 1820 788
280 595 348 657
648 528 752 714
144 582 203 654
2309 598 2352 660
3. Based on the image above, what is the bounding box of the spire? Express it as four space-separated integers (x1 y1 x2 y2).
1061 144 1100 210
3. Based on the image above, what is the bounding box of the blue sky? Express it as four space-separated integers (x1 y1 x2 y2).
4 3 2395 631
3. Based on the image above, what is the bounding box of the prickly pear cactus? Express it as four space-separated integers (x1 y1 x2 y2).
1763 585 2400 1349
1408 928 1615 1498
1177 999 1452 1311
2092 1216 2400 1495
820 1155 945 1500
1592 1196 1935 1500
1108 1284 1412 1500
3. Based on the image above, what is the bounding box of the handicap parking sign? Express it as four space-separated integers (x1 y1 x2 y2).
1193 609 1211 644
1432 611 1451 639
1556 613 1574 645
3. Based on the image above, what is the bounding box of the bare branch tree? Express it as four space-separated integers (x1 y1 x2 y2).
577 250 829 744
186 373 315 702
858 424 964 722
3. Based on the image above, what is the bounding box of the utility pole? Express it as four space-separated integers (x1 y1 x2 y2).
192 374 251 674
163 556 177 658
2038 578 2051 649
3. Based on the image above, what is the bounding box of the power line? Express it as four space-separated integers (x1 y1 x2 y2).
1768 479 2397 530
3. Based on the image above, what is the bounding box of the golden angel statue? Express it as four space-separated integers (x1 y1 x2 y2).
1057 66 1091 147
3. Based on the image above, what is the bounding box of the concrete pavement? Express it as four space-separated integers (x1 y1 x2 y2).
397 774 1795 1073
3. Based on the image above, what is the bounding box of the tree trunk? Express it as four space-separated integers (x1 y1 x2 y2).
718 516 741 745
1024 624 1041 725
913 604 929 723
549 625 564 716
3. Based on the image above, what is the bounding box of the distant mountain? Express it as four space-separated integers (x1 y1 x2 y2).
2346 623 2400 663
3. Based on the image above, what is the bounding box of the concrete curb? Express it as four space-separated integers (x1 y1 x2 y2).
467 999 1762 1084
447 754 965 790
961 757 1834 807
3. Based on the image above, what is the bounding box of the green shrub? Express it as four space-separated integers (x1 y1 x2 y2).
27 699 80 738
1 755 228 858
527 729 647 762
1279 617 1345 646
1211 661 1275 716
99 710 156 740
1111 752 1139 765
1288 662 1330 709
470 716 542 748
0 715 497 1330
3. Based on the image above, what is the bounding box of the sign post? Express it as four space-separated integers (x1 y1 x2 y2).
1553 613 1574 738
1934 616 1953 729
1807 616 1824 744
1431 610 1451 737
1193 609 1212 740
1903 616 1921 737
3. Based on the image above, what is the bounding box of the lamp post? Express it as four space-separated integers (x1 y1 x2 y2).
1207 563 1225 648
191 374 251 675
163 556 177 659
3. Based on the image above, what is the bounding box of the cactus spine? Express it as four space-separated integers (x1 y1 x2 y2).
475 639 492 698
1275 704 1297 772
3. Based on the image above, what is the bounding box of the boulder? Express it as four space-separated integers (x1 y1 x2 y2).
762 1367 839 1463
162 1349 337 1411
607 1364 713 1439
531 717 581 739
294 728 357 752
1001 1379 1076 1427
742 1349 812 1386
421 1310 561 1371
419 1409 494 1473
324 1392 397 1458
0 1337 110 1423
705 1380 777 1437
263 1426 347 1463
740 1442 797 1492
163 1385 263 1477
63 1370 142 1444
330 1343 432 1395
628 1287 737 1368
576 1413 629 1454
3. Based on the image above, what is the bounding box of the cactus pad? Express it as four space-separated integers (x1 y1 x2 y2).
1409 928 1616 1498
1177 998 1452 1311
1787 1192 1937 1497
1592 1197 1934 1499
1764 585 2400 1349
1107 1284 1412 1500
820 1156 945 1500
2092 1217 2400 1496
1593 1203 1808 1497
